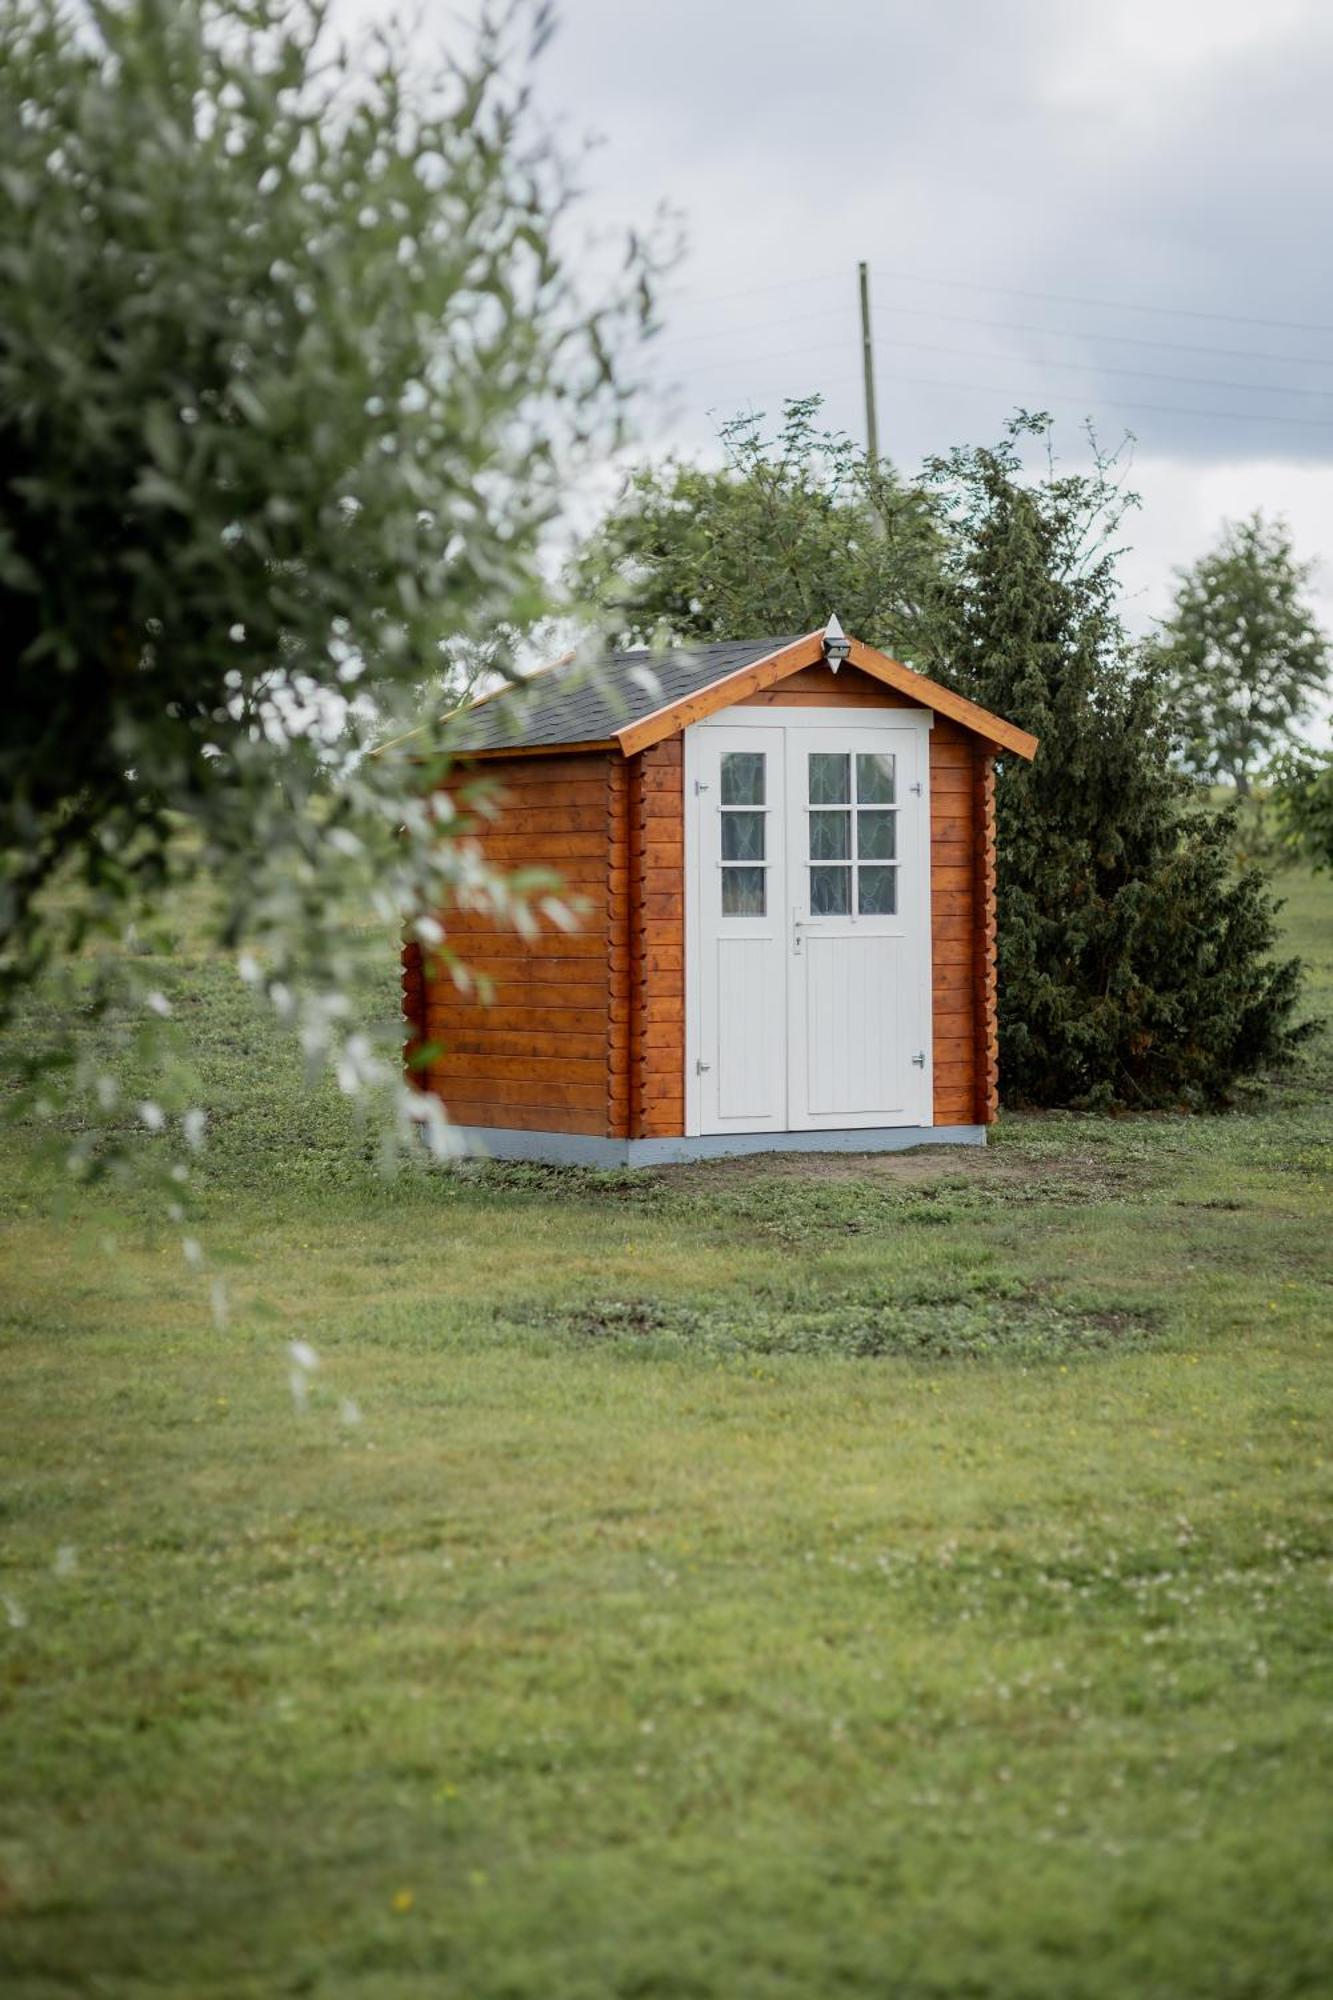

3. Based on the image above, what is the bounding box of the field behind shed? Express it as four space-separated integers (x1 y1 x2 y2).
0 868 1330 1999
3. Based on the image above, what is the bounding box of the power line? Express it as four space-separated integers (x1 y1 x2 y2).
651 299 1333 373
869 267 1333 338
875 335 1333 403
655 330 1333 405
664 263 1333 338
879 305 1333 373
673 363 1333 433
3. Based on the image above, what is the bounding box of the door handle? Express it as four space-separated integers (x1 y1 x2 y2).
792 906 805 955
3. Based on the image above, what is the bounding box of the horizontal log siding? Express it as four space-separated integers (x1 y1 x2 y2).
931 720 983 1127
607 756 632 1138
408 671 998 1143
418 751 620 1137
629 737 685 1137
737 662 916 709
401 938 427 1087
975 754 999 1124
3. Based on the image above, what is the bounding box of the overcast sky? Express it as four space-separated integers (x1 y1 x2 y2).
338 0 1333 672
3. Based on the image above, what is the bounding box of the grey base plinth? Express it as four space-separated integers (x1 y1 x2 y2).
448 1124 987 1167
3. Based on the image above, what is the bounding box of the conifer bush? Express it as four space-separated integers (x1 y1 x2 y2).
923 422 1306 1108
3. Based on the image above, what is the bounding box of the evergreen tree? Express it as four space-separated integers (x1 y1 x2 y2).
923 423 1305 1108
1150 513 1329 794
583 405 1306 1107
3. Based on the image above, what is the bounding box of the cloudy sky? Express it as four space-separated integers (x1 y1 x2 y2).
340 0 1333 668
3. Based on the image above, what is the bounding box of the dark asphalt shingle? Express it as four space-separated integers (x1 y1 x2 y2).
453 637 802 751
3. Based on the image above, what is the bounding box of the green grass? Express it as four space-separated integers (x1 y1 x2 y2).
1 869 1331 1998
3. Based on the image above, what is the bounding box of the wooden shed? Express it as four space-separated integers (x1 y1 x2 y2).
401 622 1038 1165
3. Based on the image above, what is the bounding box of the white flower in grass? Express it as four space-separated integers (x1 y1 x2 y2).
288 1340 319 1411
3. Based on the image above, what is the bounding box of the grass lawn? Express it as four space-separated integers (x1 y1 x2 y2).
1 868 1330 1998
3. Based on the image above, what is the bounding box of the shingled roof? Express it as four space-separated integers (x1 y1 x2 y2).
379 627 1038 764
453 638 799 752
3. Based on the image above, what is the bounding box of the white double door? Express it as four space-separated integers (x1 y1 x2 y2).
686 709 934 1136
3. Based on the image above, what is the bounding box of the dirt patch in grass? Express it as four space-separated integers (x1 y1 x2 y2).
532 1281 1163 1364
653 1144 1007 1190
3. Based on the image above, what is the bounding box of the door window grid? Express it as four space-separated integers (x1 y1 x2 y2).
719 750 768 917
807 752 899 917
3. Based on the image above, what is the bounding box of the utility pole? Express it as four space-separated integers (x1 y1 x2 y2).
858 260 879 466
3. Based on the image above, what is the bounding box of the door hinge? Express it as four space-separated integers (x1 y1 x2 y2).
695 1058 711 1074
910 781 923 795
694 779 709 795
912 1050 927 1068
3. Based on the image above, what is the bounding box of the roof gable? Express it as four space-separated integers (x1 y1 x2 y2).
418 630 1038 763
615 633 1037 760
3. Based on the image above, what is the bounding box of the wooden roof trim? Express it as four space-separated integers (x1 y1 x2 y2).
844 640 1038 760
614 632 825 755
613 628 1038 762
454 737 618 762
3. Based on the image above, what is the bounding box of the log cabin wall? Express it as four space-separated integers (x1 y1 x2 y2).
929 719 983 1127
408 664 999 1141
627 736 685 1139
414 750 624 1137
974 755 999 1125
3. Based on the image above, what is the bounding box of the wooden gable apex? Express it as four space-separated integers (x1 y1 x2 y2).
614 631 1039 762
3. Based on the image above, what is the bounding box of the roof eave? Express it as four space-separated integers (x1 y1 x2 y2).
614 631 826 756
845 639 1038 761
611 630 1038 762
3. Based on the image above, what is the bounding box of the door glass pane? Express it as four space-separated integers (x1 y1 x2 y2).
722 866 766 916
858 866 897 916
808 752 850 805
721 811 765 862
857 809 897 860
808 810 850 860
809 865 851 915
720 751 765 806
856 752 896 804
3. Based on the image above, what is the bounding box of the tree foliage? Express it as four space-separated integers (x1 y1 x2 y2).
923 424 1305 1107
0 0 648 1169
1149 512 1329 794
574 397 939 656
584 403 1306 1108
1270 748 1333 871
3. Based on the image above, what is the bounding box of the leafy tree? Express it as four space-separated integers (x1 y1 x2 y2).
574 397 939 656
923 423 1305 1108
1 0 647 1173
583 403 1306 1107
1269 748 1333 871
1150 513 1329 794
